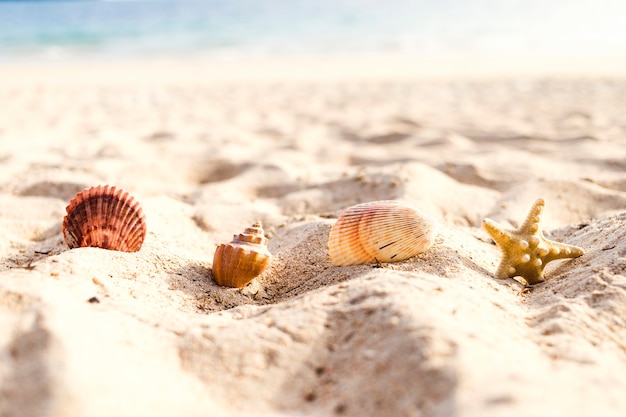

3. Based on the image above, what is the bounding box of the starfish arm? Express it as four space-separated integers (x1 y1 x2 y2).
495 259 516 280
519 198 545 234
483 218 519 279
482 218 514 245
541 237 585 263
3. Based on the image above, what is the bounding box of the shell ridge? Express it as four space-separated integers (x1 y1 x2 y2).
67 194 87 248
356 209 379 262
106 186 121 227
82 186 98 248
90 186 116 249
99 186 120 249
96 186 110 248
110 188 131 248
112 187 131 249
81 187 96 247
92 185 110 247
329 214 354 264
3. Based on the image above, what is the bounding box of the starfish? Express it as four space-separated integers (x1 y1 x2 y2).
482 198 584 285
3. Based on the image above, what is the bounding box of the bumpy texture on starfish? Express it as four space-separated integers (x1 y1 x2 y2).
482 198 584 285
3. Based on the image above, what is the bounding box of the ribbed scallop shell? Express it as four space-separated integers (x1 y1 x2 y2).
212 221 272 288
62 185 147 252
328 200 437 266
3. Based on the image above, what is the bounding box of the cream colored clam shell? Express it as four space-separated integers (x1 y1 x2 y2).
328 200 437 266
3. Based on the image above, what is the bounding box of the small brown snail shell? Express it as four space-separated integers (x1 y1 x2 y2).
62 185 147 252
328 200 437 266
212 221 272 288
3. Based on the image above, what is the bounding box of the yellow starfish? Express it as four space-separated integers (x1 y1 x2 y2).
482 198 584 285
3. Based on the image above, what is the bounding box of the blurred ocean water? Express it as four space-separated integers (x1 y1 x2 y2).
0 0 625 61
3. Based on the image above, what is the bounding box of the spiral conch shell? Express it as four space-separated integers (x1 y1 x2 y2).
62 185 147 252
328 200 437 266
212 221 272 288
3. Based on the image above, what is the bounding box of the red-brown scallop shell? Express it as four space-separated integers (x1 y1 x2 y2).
328 200 437 266
62 185 147 252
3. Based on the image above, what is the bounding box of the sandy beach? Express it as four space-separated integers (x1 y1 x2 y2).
1 57 626 417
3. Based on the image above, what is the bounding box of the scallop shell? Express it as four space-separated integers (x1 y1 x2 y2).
62 185 147 252
212 221 272 288
328 200 437 266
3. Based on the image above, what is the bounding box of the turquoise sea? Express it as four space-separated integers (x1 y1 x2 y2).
0 0 625 61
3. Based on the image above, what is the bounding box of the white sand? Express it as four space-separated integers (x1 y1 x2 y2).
1 57 626 417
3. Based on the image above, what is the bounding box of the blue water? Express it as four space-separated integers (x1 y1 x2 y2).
0 0 625 61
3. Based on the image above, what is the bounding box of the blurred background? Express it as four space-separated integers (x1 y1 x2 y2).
1 0 625 63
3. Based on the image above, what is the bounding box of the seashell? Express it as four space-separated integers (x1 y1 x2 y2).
212 221 272 288
62 185 147 252
328 200 437 266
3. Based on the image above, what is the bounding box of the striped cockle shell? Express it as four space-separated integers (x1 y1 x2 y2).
328 200 437 266
62 185 147 252
212 221 272 288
